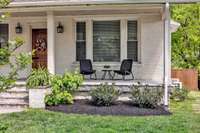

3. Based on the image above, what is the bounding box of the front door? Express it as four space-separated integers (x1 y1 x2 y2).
32 29 47 69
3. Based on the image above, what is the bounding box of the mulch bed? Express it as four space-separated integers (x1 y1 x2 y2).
46 100 171 116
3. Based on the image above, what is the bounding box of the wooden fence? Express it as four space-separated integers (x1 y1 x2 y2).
171 69 199 91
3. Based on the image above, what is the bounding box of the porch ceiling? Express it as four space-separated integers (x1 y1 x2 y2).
9 8 162 17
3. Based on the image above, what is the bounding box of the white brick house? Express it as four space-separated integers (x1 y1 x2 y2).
0 0 198 107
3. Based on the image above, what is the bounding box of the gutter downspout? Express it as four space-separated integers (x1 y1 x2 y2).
164 2 170 108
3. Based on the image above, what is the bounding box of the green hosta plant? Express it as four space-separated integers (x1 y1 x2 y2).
26 68 50 89
45 91 73 106
130 85 164 108
90 83 120 106
45 75 71 106
62 71 83 93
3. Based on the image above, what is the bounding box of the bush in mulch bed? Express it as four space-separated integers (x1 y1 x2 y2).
130 84 164 109
170 87 189 102
46 83 171 116
90 83 120 106
46 100 171 116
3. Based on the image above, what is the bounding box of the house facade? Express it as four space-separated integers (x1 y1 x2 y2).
0 0 198 106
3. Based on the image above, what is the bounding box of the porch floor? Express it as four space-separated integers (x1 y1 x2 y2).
83 79 162 86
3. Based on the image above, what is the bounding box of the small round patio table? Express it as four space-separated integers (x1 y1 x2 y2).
101 69 113 80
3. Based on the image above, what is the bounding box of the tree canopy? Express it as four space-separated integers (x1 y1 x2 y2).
171 4 200 74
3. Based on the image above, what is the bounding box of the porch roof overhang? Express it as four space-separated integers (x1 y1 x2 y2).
8 0 200 8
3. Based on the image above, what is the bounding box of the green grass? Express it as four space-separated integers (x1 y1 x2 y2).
0 92 200 133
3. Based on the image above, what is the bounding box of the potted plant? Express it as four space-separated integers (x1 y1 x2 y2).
26 67 50 108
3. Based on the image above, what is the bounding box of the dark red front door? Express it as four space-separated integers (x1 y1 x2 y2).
32 29 47 69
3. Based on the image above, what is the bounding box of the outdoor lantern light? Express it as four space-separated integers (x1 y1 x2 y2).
15 23 22 34
57 22 64 33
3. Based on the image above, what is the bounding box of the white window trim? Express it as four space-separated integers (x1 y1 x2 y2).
74 21 87 61
73 15 141 65
126 19 142 64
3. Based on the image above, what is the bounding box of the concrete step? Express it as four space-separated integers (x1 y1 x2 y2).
16 80 26 86
0 106 26 114
0 98 28 107
0 92 28 99
6 86 28 93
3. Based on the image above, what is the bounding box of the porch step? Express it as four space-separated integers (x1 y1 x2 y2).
80 84 132 93
0 106 26 114
0 85 28 113
74 91 132 101
6 86 27 93
0 98 28 106
0 92 28 99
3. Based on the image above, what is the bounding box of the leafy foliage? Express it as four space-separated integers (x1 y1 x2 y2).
90 83 120 106
26 68 50 89
171 87 189 102
45 90 73 106
45 71 83 106
0 38 32 92
130 85 164 108
62 72 83 93
171 4 200 76
45 76 72 106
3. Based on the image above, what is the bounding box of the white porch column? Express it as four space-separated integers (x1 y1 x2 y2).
164 2 170 107
47 11 55 74
120 19 127 61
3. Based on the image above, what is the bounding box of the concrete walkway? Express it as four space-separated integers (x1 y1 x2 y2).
192 92 200 114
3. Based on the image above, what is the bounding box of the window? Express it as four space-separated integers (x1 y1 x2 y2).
93 21 120 62
76 22 86 61
0 24 8 48
127 21 138 61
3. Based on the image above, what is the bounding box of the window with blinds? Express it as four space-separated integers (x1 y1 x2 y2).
0 24 8 48
127 21 138 61
93 21 120 62
76 22 86 61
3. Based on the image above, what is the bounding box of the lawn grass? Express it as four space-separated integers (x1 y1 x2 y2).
0 92 200 133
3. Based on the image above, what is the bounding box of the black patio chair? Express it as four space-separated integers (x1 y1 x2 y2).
80 59 97 80
113 59 134 80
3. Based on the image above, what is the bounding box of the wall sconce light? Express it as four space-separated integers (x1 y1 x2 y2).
15 23 22 34
57 22 64 33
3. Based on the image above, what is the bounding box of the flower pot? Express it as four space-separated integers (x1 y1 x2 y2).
29 86 49 108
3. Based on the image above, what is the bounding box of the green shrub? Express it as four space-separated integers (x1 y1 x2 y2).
62 71 83 93
130 85 164 108
45 91 73 106
45 71 83 106
171 87 189 102
26 68 50 89
90 83 120 106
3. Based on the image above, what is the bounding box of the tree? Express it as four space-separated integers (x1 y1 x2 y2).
0 0 32 91
171 4 200 75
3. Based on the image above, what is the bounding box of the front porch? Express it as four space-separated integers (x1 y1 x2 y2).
0 2 176 108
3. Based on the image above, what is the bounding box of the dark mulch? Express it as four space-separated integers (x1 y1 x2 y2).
46 100 171 116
